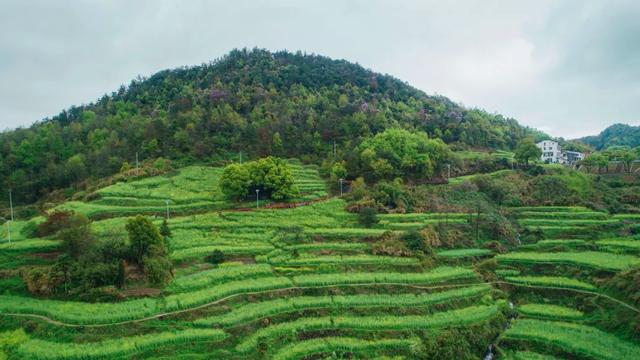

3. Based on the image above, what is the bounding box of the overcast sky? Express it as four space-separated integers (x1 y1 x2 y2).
0 0 638 138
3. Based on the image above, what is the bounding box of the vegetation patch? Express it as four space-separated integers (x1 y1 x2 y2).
502 319 640 360
17 328 227 360
236 304 499 353
517 303 584 320
496 251 640 271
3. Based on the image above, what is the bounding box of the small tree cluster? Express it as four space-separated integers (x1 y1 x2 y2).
126 215 173 286
220 157 299 201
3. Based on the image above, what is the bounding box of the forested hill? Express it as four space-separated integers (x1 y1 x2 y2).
1 48 539 203
578 123 640 150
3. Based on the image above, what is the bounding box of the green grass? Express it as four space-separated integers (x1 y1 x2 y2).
436 248 492 258
596 238 640 250
511 206 593 212
502 319 640 360
194 285 491 327
518 219 619 226
292 267 477 287
505 351 561 360
236 304 499 353
17 328 227 359
0 277 293 325
0 239 60 252
166 264 273 292
56 162 327 219
520 239 587 250
517 303 584 320
496 251 640 271
271 255 420 266
272 337 419 360
516 211 608 220
504 276 596 291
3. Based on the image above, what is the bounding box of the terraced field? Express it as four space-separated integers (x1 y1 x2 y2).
490 206 640 359
2 171 640 359
56 160 327 219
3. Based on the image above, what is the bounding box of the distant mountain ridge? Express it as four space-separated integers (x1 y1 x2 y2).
578 123 640 150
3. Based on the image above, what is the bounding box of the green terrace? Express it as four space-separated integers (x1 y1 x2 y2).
53 161 328 219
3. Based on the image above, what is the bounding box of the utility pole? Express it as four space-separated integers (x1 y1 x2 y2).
339 178 344 196
446 164 451 180
256 189 260 209
475 203 480 242
165 200 170 220
8 189 13 244
239 152 242 164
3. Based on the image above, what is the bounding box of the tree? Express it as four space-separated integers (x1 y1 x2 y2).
205 250 226 265
402 230 424 252
357 207 379 228
219 163 252 200
57 214 95 259
220 157 299 201
160 219 172 238
514 138 542 165
357 128 450 181
125 215 165 263
589 153 609 173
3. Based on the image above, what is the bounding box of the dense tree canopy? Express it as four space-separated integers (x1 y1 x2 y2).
355 128 450 181
220 156 298 201
0 48 539 204
514 138 542 165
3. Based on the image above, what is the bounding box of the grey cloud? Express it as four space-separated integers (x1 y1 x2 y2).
0 0 638 137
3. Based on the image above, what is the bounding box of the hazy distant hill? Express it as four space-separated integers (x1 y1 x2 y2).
0 48 541 203
578 123 640 150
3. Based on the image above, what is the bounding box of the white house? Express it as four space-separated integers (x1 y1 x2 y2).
536 140 585 165
537 140 564 164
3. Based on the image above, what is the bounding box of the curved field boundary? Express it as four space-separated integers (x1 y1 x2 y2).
517 303 584 320
272 336 419 360
17 328 227 360
236 304 500 353
502 319 640 360
194 284 491 327
2 279 637 328
496 251 640 271
0 267 476 326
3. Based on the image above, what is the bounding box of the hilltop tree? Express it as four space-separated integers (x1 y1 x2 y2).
514 138 542 165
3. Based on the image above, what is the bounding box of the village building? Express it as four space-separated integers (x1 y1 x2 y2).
536 140 584 165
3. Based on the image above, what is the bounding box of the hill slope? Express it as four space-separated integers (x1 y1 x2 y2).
0 48 539 203
578 123 640 150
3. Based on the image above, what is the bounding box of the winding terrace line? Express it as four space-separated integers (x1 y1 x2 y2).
1 280 637 328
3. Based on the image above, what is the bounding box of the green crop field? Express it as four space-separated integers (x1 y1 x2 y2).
502 319 640 360
236 304 500 353
271 337 419 360
436 248 492 258
517 303 585 320
2 160 640 359
496 251 640 271
17 329 228 360
503 275 597 291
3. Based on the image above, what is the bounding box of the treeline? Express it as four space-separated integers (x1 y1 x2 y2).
1 48 539 203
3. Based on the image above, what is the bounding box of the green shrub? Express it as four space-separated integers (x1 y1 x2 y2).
205 250 226 265
358 207 379 228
